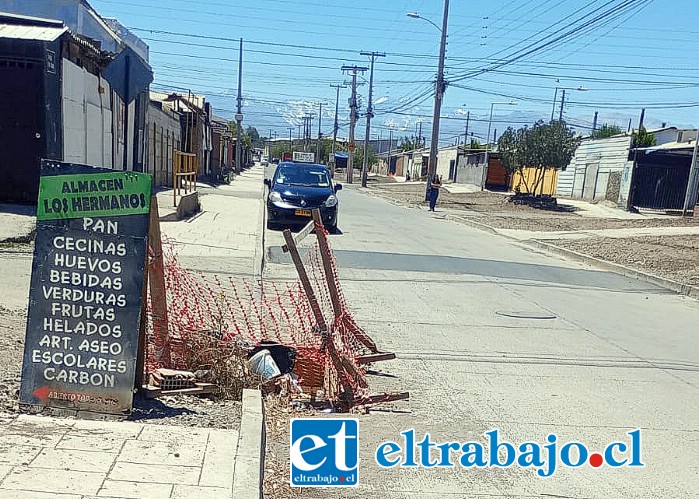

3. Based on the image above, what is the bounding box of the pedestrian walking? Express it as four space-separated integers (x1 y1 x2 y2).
428 173 442 211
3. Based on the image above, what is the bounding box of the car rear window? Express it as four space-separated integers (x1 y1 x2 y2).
275 166 330 187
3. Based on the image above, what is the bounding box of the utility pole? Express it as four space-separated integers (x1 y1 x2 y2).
341 65 368 184
307 116 314 152
316 103 323 162
234 38 244 174
558 89 566 122
288 127 293 153
592 111 598 133
330 83 346 177
638 108 646 130
303 117 308 152
388 128 393 174
425 0 450 201
268 128 272 160
360 51 386 187
463 111 470 149
418 122 423 148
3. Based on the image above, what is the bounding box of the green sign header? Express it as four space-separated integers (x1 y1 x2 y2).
37 172 152 221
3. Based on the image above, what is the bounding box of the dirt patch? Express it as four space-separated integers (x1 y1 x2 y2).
368 183 699 232
545 235 699 287
263 397 306 498
368 182 699 290
0 306 25 414
0 304 244 428
460 214 699 232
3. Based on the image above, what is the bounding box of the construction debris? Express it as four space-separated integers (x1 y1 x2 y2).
141 368 217 399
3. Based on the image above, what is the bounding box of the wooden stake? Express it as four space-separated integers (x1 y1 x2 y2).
311 210 343 319
148 195 171 367
282 219 315 253
356 352 396 365
356 391 410 406
282 228 327 331
134 246 149 390
346 320 379 354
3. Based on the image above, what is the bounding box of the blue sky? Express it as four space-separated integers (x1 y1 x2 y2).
91 0 699 145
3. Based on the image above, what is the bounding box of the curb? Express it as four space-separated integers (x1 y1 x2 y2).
445 215 699 300
367 189 699 300
444 214 500 235
0 226 36 244
527 239 699 299
232 389 266 499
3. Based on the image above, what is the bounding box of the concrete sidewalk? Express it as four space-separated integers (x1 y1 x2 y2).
158 165 266 278
0 167 268 497
0 414 237 498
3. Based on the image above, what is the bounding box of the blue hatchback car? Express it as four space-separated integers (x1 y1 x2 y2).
264 162 342 231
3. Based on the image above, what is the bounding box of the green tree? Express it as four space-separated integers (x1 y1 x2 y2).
354 144 377 169
633 126 656 147
229 122 253 148
398 136 421 152
270 142 289 160
463 138 485 151
246 126 262 147
592 123 623 139
498 120 581 195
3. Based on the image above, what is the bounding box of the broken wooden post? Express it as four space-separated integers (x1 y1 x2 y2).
311 210 380 354
134 247 149 391
311 210 343 319
148 194 171 367
357 352 397 365
282 228 327 331
282 219 315 253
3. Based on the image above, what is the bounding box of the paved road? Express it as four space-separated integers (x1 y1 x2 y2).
264 184 699 498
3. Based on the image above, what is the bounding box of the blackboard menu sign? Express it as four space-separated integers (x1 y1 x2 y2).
19 160 152 416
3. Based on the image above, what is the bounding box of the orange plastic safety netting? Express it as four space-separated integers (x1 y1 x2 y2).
143 226 377 405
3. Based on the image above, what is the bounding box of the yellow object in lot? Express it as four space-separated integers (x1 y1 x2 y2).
511 167 559 195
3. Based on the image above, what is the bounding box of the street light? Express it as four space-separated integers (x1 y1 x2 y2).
406 12 441 31
407 0 449 201
482 101 517 190
551 86 588 122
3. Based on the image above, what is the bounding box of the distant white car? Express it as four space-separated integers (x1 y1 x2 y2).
260 156 269 166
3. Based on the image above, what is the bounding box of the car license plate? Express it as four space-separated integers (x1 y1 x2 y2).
294 209 312 217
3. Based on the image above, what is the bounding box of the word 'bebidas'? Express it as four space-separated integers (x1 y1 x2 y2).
49 271 122 290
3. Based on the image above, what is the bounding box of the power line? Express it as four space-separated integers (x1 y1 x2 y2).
449 0 654 82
